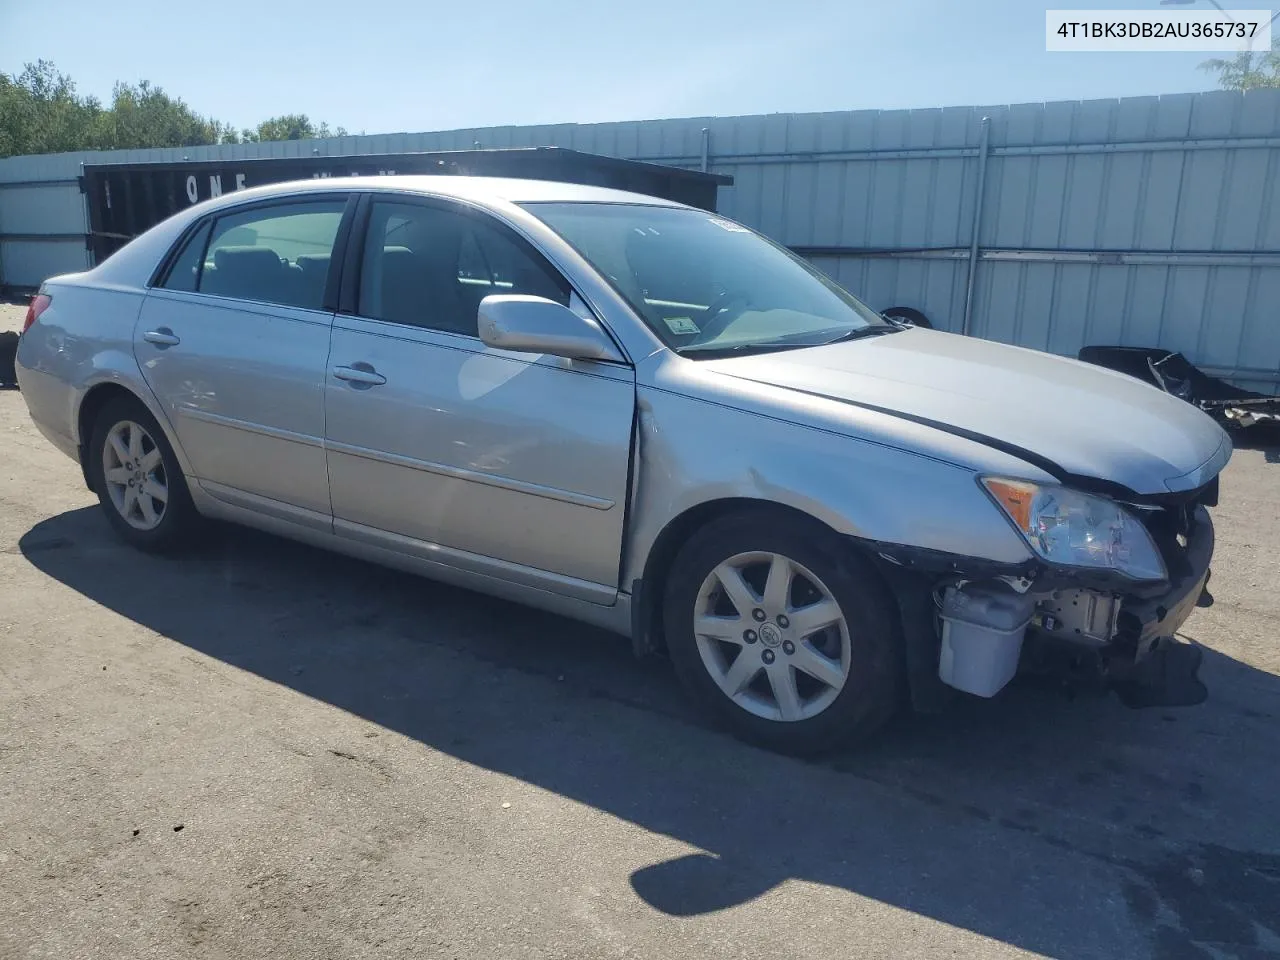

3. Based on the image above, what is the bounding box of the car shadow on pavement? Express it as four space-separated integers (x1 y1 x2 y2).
21 507 1280 960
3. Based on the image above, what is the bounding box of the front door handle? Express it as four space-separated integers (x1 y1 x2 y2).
142 328 181 347
332 364 387 386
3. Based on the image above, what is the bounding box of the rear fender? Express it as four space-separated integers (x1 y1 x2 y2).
72 364 196 488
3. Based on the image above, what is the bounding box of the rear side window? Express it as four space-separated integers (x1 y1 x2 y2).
357 201 569 336
184 201 346 310
161 221 212 292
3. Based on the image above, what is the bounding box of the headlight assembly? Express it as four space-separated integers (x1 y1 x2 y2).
981 477 1167 581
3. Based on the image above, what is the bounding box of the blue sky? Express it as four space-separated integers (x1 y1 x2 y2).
0 0 1258 134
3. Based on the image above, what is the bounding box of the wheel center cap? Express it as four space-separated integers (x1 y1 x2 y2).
759 622 783 648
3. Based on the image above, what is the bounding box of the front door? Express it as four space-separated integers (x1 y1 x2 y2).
136 196 349 524
324 197 634 601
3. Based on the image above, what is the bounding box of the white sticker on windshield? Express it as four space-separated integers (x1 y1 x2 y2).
663 316 701 335
707 217 749 232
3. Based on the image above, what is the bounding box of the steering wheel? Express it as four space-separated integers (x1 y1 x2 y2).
692 291 750 344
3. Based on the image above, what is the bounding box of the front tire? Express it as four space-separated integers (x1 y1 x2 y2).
87 396 199 552
664 512 902 755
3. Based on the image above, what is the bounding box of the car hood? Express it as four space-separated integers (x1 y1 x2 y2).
701 328 1230 496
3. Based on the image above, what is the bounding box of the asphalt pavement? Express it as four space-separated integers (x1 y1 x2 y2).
1 301 1277 959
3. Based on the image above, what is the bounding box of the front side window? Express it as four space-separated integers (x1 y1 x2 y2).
521 203 892 357
186 200 346 310
357 201 569 336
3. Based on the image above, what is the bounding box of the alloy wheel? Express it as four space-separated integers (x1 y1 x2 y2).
692 550 851 722
101 419 168 531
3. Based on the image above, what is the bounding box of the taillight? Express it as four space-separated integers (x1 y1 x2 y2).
22 293 51 335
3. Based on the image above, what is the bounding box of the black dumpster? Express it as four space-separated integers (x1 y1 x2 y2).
80 147 732 264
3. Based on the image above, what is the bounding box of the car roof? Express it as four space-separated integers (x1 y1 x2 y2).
203 175 688 211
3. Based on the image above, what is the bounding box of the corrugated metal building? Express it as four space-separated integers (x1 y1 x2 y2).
2 89 1278 389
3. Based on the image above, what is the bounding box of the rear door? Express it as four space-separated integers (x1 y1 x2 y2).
323 195 635 601
136 196 351 525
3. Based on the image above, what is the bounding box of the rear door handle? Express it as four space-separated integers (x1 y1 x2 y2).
143 328 181 347
332 364 387 386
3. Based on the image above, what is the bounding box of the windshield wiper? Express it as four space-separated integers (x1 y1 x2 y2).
677 324 900 360
677 340 820 360
817 325 901 346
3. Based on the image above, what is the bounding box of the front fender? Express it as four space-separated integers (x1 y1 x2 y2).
622 385 1037 587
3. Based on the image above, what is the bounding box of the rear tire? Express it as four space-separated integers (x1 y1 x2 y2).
663 512 902 755
882 306 932 329
87 396 199 552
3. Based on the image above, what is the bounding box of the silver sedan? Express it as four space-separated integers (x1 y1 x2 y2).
16 176 1229 753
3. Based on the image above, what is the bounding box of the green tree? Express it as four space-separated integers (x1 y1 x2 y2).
1201 37 1280 90
93 79 227 150
242 114 348 142
0 61 344 158
0 60 105 156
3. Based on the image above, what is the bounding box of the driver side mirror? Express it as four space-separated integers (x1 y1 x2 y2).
478 295 623 362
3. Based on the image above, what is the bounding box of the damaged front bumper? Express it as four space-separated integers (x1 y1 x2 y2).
870 504 1216 709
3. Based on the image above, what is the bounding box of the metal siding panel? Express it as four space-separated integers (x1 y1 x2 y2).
613 122 641 158
867 161 904 247
839 162 874 247
1048 264 1093 355
929 157 967 247
990 155 1033 247
1233 375 1280 393
0 239 90 286
810 162 845 246
1174 150 1229 249
728 164 764 230
840 258 871 299
704 118 743 156
906 109 941 148
783 162 818 245
1027 155 1068 247
1236 89 1280 135
1237 269 1280 372
1073 99 1116 143
1114 96 1158 140
1039 101 1076 143
890 259 927 310
1196 267 1251 368
981 261 1023 344
937 107 975 148
928 260 967 333
1152 94 1194 138
815 113 848 152
1084 265 1130 345
859 259 901 309
1099 153 1144 248
1218 149 1271 250
758 165 787 240
1188 90 1241 138
1137 152 1184 250
874 110 908 150
0 184 87 234
1121 266 1171 345
843 111 879 151
1015 263 1058 351
1062 154 1106 248
760 115 789 153
1005 103 1040 146
1263 150 1280 250
636 122 664 158
898 159 933 246
786 113 822 152
713 165 741 220
1160 266 1211 355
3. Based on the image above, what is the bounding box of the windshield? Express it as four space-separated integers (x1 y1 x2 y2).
520 203 892 357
